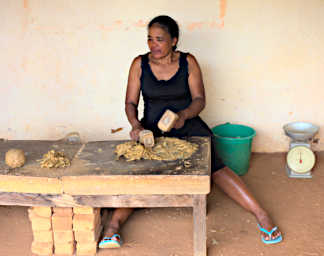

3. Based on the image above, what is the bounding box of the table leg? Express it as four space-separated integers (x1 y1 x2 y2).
193 194 207 256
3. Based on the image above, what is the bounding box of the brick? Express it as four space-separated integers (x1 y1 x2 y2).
0 175 62 194
74 223 102 243
52 213 73 231
76 241 97 256
30 207 52 218
31 241 53 255
73 212 100 231
139 129 154 147
74 210 100 222
53 230 74 243
29 212 52 231
158 109 179 132
32 230 53 243
54 241 75 255
53 207 73 217
73 207 100 215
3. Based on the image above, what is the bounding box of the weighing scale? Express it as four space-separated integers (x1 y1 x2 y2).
283 122 319 178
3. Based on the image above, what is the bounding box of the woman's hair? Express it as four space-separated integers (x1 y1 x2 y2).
148 15 179 50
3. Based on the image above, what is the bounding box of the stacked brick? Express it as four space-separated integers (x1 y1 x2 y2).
73 207 102 256
52 207 75 255
29 206 102 256
28 207 54 256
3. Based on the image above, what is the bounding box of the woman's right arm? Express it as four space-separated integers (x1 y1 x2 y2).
125 56 143 140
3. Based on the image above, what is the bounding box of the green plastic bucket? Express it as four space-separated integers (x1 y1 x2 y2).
212 123 256 176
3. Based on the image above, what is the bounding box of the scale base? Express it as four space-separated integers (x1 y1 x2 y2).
286 165 312 178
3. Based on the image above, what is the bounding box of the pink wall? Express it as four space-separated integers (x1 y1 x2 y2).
1 0 323 152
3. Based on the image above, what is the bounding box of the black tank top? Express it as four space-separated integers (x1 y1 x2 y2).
140 51 191 134
139 51 225 171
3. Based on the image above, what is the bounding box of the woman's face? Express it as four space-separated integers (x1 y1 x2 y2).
147 24 177 59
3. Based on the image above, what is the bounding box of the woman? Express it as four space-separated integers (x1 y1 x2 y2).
99 15 282 249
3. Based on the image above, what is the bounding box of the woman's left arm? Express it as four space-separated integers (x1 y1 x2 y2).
174 54 206 129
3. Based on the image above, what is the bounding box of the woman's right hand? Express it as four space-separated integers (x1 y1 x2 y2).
130 124 144 141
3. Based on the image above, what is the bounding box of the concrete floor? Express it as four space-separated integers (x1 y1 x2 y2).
0 152 323 256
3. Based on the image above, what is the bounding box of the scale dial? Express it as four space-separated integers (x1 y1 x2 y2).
287 146 315 173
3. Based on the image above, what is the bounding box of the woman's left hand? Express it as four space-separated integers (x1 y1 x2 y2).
174 111 187 129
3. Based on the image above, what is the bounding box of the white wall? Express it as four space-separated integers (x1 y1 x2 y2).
1 0 324 152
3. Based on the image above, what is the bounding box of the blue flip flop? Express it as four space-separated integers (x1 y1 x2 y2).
99 234 122 249
257 224 282 244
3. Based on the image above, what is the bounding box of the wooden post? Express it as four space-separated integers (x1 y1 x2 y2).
193 194 207 256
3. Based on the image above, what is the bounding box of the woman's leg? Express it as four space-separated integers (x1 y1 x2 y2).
212 167 281 241
102 208 134 237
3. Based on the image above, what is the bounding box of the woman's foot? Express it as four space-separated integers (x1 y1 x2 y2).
99 208 133 249
99 234 122 249
256 212 282 243
99 225 122 248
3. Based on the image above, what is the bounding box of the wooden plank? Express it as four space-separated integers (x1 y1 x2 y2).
0 175 62 194
0 138 210 196
62 175 210 195
0 192 194 208
193 195 207 256
0 140 83 177
77 137 210 176
0 137 210 178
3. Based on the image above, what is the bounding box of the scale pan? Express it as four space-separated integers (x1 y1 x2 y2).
283 122 319 141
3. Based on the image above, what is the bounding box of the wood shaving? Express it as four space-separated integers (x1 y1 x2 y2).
111 127 123 134
38 150 71 168
115 137 198 161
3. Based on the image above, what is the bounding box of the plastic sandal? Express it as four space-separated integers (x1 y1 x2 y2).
99 234 122 249
257 224 282 244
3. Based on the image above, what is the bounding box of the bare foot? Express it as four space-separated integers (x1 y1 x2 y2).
257 213 282 241
103 226 119 238
99 225 122 249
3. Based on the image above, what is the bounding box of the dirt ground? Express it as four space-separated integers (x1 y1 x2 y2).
1 152 323 256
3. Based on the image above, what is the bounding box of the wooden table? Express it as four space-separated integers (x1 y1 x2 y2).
0 137 211 256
